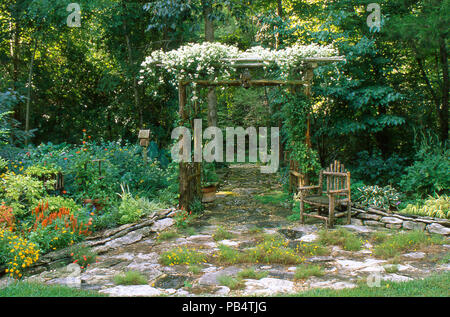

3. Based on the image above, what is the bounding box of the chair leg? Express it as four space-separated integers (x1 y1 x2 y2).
328 196 335 229
347 202 351 224
300 200 305 224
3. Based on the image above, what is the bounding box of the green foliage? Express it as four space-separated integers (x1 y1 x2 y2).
318 228 362 251
350 151 408 187
217 275 244 290
400 195 450 219
0 282 106 297
159 247 207 266
292 272 450 297
399 139 450 199
237 268 268 280
212 226 235 241
113 271 148 286
202 163 219 187
373 230 444 259
0 172 48 216
354 185 402 210
69 245 97 271
117 184 165 225
294 264 325 280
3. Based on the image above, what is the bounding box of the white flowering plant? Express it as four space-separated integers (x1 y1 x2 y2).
140 42 339 90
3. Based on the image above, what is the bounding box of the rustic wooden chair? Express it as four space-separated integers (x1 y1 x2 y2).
295 160 351 228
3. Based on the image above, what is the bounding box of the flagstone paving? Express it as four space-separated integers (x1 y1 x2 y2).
12 163 450 296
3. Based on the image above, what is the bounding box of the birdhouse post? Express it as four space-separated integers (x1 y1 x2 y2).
138 130 151 163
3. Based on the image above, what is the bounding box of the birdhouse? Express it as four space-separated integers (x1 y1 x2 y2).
138 130 151 147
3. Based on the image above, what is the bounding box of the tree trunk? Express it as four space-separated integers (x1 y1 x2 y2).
24 38 38 146
276 0 283 49
122 2 142 128
438 34 449 141
202 0 217 127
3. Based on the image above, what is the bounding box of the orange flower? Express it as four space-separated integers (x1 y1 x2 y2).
82 129 86 132
76 151 80 154
82 141 86 144
88 136 91 139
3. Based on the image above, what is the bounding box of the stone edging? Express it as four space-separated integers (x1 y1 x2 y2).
351 205 450 236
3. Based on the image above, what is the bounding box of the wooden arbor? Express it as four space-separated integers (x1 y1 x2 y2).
177 56 344 211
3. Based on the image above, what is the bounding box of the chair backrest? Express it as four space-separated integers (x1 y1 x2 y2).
322 160 350 194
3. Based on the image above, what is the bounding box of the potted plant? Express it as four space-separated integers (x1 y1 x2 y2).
201 163 219 203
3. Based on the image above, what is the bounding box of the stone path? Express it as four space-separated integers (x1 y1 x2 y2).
8 163 450 296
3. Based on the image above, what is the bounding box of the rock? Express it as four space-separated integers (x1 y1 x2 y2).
243 278 295 296
341 224 373 233
308 279 357 290
335 259 386 272
363 220 384 227
80 268 118 286
219 240 239 247
299 233 319 242
306 256 334 263
126 263 163 280
151 218 175 232
381 274 413 282
215 286 230 296
198 266 242 286
187 235 212 242
357 213 382 221
0 276 16 289
100 285 162 297
380 217 403 225
402 221 426 231
427 223 450 236
175 289 190 296
287 267 297 272
402 252 426 259
47 276 81 288
278 229 304 240
385 223 402 229
93 231 144 253
350 218 364 226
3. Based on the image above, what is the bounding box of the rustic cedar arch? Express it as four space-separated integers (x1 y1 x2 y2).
176 56 344 211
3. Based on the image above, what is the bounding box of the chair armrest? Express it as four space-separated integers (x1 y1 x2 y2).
298 185 320 191
327 189 350 194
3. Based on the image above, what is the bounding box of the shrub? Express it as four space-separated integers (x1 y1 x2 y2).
113 271 148 285
0 228 40 279
69 245 97 271
0 204 15 229
399 138 450 199
354 185 402 210
28 202 92 253
399 195 450 219
0 172 48 216
350 151 408 186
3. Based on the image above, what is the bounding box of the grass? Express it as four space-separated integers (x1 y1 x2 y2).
254 191 290 206
0 282 106 297
290 272 450 297
217 275 245 290
318 228 363 251
214 234 330 265
237 268 268 280
294 264 325 280
156 230 180 243
113 270 148 285
248 226 263 234
188 264 203 274
383 264 399 273
160 247 208 266
373 230 445 259
212 226 235 241
218 268 267 290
